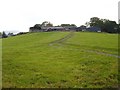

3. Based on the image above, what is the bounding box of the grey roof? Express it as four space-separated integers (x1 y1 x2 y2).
47 27 64 29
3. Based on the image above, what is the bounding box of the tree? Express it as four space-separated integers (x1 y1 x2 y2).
8 32 14 36
90 17 100 26
41 21 53 27
117 24 120 33
102 20 118 33
70 24 77 27
34 24 41 29
87 17 118 33
89 17 103 27
2 31 8 38
60 24 76 27
46 22 53 27
61 24 71 27
85 22 90 27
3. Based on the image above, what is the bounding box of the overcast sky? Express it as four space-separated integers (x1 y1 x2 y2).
0 0 119 33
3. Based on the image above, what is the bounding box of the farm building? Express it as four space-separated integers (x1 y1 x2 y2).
62 26 77 31
29 25 77 32
86 26 101 32
76 26 101 32
76 26 86 31
46 27 65 31
29 24 101 32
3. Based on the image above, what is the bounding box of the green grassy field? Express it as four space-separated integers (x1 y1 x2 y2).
0 39 2 89
2 32 119 88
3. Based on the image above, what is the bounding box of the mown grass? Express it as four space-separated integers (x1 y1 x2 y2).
2 32 118 88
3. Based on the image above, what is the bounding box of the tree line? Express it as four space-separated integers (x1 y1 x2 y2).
86 17 120 33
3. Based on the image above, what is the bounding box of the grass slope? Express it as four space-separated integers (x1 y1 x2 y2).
2 32 118 88
0 39 2 89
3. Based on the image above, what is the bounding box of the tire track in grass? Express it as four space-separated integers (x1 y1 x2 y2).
64 43 120 58
83 50 120 58
49 32 120 58
49 31 74 46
